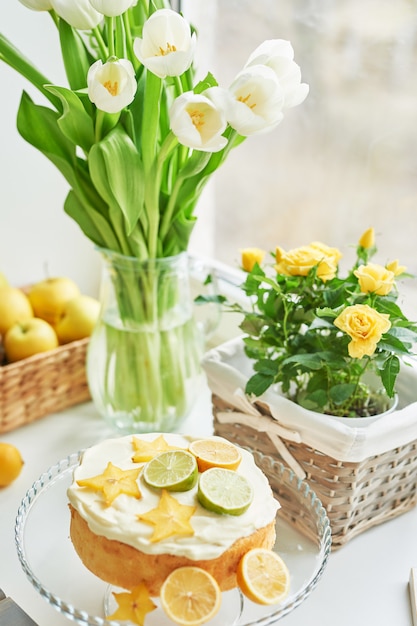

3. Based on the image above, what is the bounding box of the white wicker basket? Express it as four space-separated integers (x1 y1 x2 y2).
203 337 417 548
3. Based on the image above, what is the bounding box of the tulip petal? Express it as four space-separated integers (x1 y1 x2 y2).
18 0 53 10
246 39 296 64
169 92 227 152
89 0 136 17
245 38 309 109
212 65 285 136
134 9 196 79
88 59 137 114
51 0 102 29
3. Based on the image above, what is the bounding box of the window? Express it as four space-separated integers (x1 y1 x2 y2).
190 0 417 301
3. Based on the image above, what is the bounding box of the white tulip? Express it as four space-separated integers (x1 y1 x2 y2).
207 65 285 137
245 39 309 108
169 92 227 153
88 58 137 114
246 39 296 65
134 9 196 79
18 0 53 10
51 0 102 30
88 0 137 18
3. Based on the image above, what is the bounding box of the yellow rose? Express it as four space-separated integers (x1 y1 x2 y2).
354 263 395 295
275 245 285 263
275 242 341 282
334 304 391 358
386 259 407 277
241 247 265 272
310 242 342 280
358 227 375 249
310 242 343 266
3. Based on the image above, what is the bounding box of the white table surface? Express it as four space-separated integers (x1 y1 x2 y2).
0 379 416 626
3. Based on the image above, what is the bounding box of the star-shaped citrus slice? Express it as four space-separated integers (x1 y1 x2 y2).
76 462 141 506
132 434 183 463
107 583 157 626
138 489 196 542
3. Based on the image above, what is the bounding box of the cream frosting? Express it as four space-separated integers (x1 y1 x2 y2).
67 433 280 560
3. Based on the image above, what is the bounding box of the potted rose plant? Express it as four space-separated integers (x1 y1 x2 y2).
201 229 417 548
219 228 417 418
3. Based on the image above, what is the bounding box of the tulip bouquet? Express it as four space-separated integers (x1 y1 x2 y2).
228 229 417 418
0 0 308 260
0 0 309 431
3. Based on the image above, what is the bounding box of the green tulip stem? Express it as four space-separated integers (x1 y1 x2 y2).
159 175 183 241
89 252 202 430
48 9 59 28
92 26 109 61
106 17 115 58
122 12 137 69
142 72 162 174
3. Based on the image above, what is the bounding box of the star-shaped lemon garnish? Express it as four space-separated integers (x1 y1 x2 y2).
107 583 157 626
77 462 142 506
138 489 196 542
132 434 183 463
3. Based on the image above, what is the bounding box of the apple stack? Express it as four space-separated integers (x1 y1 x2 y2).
0 275 100 363
0 274 100 433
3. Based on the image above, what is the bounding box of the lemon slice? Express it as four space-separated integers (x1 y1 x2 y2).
197 467 253 515
160 566 221 626
189 437 242 472
237 548 290 605
143 450 198 492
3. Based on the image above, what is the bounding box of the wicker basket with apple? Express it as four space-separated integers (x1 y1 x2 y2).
0 274 100 433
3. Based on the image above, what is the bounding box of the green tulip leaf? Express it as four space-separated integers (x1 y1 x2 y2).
17 91 76 185
58 20 95 93
89 127 144 238
45 86 95 153
177 151 212 179
64 190 115 249
162 212 196 256
193 72 218 94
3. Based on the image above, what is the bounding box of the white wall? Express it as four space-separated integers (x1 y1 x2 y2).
0 3 102 295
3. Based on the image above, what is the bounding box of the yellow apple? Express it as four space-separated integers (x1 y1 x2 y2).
55 295 100 344
0 286 34 335
27 277 81 326
0 272 9 289
4 318 58 362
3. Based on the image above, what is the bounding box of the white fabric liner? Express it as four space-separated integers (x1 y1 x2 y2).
202 337 417 464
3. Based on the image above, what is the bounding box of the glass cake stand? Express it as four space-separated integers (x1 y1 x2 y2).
15 449 331 626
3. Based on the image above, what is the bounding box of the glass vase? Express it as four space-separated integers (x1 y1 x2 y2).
86 249 205 434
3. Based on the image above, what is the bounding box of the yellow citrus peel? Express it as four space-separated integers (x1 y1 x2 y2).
237 548 290 605
160 566 221 626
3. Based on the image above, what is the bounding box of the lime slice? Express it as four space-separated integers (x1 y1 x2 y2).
143 450 198 492
197 467 253 515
